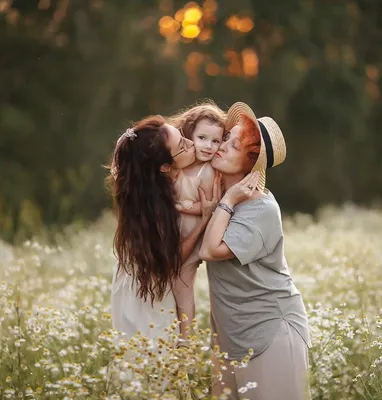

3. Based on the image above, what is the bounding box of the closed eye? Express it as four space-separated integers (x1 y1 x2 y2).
232 138 241 150
223 131 230 141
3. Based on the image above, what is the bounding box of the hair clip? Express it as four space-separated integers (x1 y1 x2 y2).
123 128 137 140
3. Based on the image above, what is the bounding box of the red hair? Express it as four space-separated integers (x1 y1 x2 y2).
239 114 262 172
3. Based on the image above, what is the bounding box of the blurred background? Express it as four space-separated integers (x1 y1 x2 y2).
1 0 381 242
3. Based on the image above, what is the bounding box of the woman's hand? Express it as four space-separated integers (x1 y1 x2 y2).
175 200 193 212
181 173 221 263
199 172 221 222
221 171 260 207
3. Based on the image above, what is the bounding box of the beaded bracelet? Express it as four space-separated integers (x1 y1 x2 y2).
217 202 234 216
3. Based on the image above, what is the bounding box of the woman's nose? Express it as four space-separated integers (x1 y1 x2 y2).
219 141 227 151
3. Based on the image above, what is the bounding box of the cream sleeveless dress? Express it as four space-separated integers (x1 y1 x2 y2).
111 163 209 341
173 163 208 319
111 266 176 340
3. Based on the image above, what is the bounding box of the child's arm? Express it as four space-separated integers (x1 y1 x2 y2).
199 163 216 202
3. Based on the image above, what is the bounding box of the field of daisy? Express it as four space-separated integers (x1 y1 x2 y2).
0 205 381 400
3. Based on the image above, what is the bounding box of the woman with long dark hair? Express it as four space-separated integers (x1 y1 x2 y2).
108 115 218 340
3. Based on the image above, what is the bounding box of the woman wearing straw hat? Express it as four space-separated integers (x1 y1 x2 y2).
200 102 311 400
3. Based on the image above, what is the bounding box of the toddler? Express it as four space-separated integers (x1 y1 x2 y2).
168 102 225 339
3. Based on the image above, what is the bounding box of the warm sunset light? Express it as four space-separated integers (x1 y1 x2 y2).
198 27 212 43
242 48 259 76
226 15 240 31
205 62 219 76
184 7 203 23
174 8 185 22
237 17 254 33
2 2 381 399
366 65 379 81
181 24 201 39
226 15 254 33
38 0 51 10
0 0 11 13
159 15 180 36
159 15 175 29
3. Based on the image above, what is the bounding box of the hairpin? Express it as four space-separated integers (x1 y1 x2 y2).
123 128 137 140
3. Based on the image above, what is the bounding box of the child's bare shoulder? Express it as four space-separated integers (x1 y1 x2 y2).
199 163 215 187
201 162 215 176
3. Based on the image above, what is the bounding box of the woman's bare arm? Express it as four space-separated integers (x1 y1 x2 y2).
200 172 259 261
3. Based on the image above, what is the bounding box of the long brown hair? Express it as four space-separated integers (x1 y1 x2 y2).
107 116 181 304
168 100 226 139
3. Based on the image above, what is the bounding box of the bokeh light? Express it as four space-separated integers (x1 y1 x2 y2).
159 16 180 37
366 65 379 81
226 15 240 31
205 63 219 76
38 0 51 10
242 48 259 77
0 0 11 13
237 17 254 33
181 24 201 39
184 7 203 24
226 15 254 33
175 9 185 22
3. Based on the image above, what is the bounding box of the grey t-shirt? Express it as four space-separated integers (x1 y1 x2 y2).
207 191 311 360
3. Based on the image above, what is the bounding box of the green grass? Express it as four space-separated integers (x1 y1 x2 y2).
0 205 381 399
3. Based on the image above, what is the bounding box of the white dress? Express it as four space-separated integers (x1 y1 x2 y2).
111 265 176 340
111 164 211 341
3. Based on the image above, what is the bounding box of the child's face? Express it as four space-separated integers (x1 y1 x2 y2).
192 119 223 162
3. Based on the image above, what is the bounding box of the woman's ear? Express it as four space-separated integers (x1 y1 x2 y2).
160 164 171 173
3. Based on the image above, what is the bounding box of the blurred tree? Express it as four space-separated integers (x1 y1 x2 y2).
0 0 381 241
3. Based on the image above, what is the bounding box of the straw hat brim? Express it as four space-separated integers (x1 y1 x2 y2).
225 102 286 191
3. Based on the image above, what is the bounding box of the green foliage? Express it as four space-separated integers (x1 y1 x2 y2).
1 0 381 241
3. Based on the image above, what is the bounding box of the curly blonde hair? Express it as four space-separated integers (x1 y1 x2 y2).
167 100 226 140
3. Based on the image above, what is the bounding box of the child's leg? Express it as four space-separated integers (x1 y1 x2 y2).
173 262 198 339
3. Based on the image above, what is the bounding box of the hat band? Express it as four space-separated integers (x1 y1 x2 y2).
258 120 274 169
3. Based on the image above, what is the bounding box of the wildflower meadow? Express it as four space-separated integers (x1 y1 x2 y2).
0 205 381 399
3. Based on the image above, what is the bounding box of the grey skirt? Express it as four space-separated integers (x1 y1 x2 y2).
212 320 311 400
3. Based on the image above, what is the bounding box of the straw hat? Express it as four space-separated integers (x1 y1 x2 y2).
225 102 286 191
